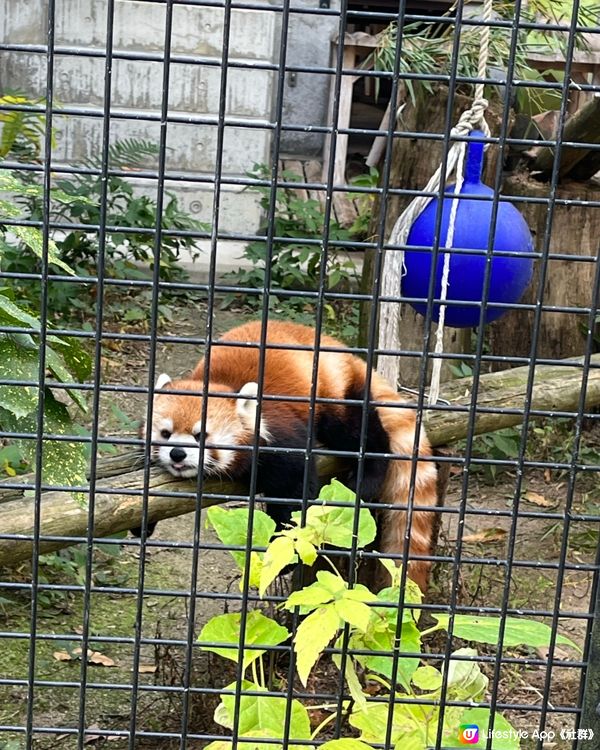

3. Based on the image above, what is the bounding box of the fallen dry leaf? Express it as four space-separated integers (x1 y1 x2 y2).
523 490 556 508
84 725 102 744
53 650 74 662
88 651 116 667
138 664 157 674
52 648 116 667
461 528 507 544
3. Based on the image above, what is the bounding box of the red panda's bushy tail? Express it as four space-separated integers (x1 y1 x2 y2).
370 372 439 592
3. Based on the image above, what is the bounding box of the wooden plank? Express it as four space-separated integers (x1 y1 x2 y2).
322 45 358 186
303 159 326 206
332 191 358 228
283 159 309 202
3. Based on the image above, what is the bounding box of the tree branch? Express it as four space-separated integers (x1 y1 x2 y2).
0 353 598 567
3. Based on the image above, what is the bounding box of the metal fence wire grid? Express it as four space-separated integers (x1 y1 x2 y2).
0 0 599 749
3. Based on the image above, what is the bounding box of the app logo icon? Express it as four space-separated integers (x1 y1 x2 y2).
458 725 480 744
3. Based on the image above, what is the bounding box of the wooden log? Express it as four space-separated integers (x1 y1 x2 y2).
0 352 598 567
425 352 600 445
532 93 600 179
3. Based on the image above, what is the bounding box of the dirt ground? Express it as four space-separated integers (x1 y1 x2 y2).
0 301 597 749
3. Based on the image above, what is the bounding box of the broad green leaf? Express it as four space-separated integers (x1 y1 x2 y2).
0 198 21 217
315 569 348 595
50 336 92 382
379 557 402 588
198 610 290 670
320 741 374 750
378 561 423 607
411 665 443 692
4 390 88 504
358 620 421 691
0 298 89 411
318 478 357 504
290 479 377 549
213 702 232 728
285 580 336 612
207 506 276 588
374 586 420 625
433 614 580 652
10 225 75 276
45 345 87 412
344 585 377 603
0 294 44 331
445 648 488 702
259 535 297 597
0 170 94 206
294 604 341 685
294 537 317 565
443 708 520 749
350 701 425 745
332 644 368 710
203 741 231 750
0 338 39 417
334 598 372 632
218 679 311 745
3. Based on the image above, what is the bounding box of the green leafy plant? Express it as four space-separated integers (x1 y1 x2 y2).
36 534 127 606
348 167 379 239
0 92 47 161
370 0 600 111
222 164 357 313
0 170 91 495
1 137 207 320
198 480 579 750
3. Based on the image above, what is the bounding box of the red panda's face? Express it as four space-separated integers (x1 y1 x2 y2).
147 376 265 478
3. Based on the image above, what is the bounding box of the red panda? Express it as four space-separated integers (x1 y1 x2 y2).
146 320 438 591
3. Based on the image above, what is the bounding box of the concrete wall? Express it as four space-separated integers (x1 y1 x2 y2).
0 0 280 235
279 0 341 156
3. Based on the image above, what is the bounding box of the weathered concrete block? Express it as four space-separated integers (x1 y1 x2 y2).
51 115 270 176
128 178 263 236
0 1 46 44
3 51 274 117
51 0 276 61
0 0 278 235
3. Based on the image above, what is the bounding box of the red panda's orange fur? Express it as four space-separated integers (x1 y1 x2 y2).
153 320 438 591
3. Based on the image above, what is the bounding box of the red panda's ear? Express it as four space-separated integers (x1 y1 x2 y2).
155 373 172 390
237 382 271 442
236 381 258 424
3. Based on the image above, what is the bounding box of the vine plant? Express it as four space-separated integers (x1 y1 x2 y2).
198 480 579 750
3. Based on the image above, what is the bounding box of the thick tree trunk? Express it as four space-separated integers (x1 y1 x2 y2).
532 93 600 179
359 86 508 386
488 175 600 363
0 353 598 567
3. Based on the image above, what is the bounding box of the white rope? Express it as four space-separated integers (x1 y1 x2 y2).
377 0 493 399
428 142 466 405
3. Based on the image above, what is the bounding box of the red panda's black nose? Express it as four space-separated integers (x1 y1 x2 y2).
169 447 187 463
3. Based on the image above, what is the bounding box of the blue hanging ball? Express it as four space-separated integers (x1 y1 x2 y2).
402 131 534 328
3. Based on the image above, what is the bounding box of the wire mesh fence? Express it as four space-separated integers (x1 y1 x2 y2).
0 0 599 748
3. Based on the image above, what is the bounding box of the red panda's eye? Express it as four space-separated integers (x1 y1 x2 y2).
160 429 171 440
193 433 202 443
